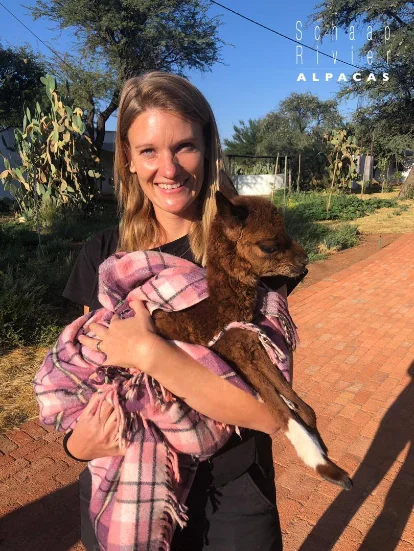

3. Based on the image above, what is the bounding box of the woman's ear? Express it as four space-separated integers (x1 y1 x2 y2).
124 142 136 173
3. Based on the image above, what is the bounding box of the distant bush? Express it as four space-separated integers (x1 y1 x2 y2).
274 192 398 221
0 266 56 350
283 206 360 262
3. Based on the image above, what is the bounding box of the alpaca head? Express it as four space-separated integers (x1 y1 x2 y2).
214 191 308 279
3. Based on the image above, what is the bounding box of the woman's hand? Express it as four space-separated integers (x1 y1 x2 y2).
78 300 162 372
67 392 126 460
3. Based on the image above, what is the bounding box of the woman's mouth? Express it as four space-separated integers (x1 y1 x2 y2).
156 180 187 193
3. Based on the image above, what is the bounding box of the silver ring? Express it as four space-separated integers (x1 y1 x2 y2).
96 339 103 353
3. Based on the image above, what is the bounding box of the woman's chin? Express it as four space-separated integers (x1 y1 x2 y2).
153 186 197 216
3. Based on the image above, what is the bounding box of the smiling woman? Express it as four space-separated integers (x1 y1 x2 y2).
113 74 222 266
125 109 206 224
60 71 290 551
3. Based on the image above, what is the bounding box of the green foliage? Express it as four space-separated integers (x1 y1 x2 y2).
0 265 52 350
311 1 414 161
231 160 276 175
0 202 117 351
324 129 360 189
0 74 101 219
0 42 48 129
224 92 345 188
28 0 225 151
274 192 397 221
283 206 360 261
321 224 360 251
223 119 262 157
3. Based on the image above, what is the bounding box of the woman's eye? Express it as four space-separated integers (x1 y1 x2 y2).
178 142 195 151
259 244 278 254
141 148 154 155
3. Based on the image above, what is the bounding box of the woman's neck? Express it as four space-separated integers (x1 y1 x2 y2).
155 210 193 244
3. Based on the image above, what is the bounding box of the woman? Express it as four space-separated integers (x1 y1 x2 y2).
63 71 302 550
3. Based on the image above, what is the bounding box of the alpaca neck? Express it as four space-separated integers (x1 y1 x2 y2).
206 231 258 324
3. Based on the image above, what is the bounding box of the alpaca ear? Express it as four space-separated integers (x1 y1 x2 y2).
215 191 248 227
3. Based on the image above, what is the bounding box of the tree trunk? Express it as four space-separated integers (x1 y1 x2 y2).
296 153 301 192
86 96 95 143
94 89 121 154
399 166 414 199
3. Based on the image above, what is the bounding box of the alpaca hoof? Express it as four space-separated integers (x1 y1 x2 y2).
317 463 353 491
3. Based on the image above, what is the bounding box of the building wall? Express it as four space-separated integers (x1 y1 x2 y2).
0 127 20 199
233 174 285 195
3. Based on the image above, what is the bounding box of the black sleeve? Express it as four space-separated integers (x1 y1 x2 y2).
62 237 101 308
261 268 308 296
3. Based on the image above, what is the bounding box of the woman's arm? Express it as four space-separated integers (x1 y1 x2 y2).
78 301 281 436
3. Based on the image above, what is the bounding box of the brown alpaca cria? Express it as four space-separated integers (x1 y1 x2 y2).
153 190 352 490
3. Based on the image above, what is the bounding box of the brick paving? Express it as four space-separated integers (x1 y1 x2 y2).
0 234 413 550
277 233 414 550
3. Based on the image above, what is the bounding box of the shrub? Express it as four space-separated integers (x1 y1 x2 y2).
275 192 397 221
0 222 81 351
283 206 360 261
0 266 56 350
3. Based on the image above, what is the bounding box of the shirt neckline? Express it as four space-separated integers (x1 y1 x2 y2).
150 234 189 251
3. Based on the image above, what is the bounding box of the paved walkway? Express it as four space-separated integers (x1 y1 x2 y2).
279 233 414 550
0 234 413 550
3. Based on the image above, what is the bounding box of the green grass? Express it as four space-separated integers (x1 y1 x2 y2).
283 206 360 262
273 190 398 221
0 200 119 352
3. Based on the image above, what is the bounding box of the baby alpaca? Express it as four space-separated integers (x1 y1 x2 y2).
153 191 352 490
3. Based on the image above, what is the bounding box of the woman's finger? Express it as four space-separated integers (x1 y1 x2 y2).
78 334 100 350
104 408 119 432
80 391 102 418
128 300 148 315
88 322 108 338
98 398 115 422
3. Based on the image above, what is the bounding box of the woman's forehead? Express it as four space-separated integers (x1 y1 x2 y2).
128 109 204 144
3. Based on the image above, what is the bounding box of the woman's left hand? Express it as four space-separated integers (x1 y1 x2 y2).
78 300 162 371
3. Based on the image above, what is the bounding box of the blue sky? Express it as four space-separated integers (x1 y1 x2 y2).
1 0 377 142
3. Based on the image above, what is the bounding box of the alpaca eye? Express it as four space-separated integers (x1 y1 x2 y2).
258 244 278 254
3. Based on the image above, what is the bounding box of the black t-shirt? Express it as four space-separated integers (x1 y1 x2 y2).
63 226 307 485
63 227 195 310
63 226 307 309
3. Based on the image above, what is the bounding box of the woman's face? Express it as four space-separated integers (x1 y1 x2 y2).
126 108 206 221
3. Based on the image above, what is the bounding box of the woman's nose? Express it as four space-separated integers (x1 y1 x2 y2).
159 151 180 179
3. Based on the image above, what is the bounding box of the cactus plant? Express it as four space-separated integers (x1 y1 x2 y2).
0 74 101 219
323 130 360 213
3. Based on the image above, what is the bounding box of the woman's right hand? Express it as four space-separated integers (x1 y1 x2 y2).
66 392 126 460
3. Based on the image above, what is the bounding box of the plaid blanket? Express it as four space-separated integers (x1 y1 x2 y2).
34 250 297 551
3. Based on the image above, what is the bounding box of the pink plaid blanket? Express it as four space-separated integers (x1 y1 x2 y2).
34 250 297 551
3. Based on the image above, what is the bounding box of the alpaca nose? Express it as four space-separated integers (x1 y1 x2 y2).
296 253 309 267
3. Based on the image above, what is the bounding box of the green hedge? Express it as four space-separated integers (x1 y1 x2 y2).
273 191 398 221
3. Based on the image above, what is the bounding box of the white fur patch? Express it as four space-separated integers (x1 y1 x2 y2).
285 418 326 469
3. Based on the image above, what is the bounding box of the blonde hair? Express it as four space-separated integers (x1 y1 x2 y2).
114 71 225 266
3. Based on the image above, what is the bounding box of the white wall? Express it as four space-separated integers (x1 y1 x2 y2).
233 174 285 196
0 127 20 199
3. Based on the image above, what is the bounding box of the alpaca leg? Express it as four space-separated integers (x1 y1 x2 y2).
215 328 316 428
211 330 352 490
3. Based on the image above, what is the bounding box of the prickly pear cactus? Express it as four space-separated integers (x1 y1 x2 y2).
0 74 101 216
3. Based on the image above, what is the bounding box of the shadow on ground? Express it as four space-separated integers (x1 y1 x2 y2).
300 361 414 551
0 482 80 550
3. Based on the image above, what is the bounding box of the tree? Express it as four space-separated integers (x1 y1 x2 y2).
256 92 343 188
28 0 225 153
223 118 262 157
310 1 414 161
0 43 47 129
